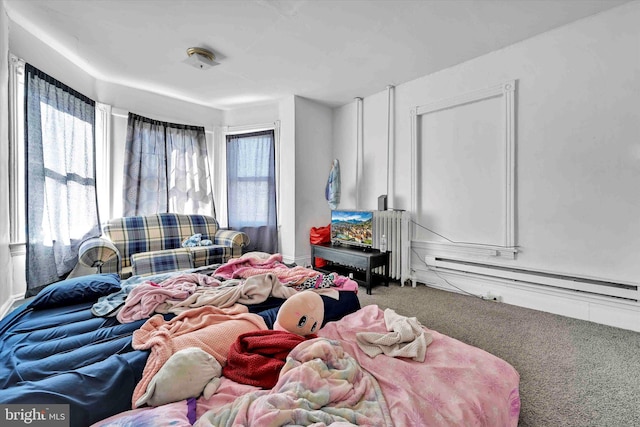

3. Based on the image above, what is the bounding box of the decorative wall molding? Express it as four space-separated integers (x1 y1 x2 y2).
410 80 517 258
412 240 517 261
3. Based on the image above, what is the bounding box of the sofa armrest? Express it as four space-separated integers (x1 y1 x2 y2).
78 237 121 274
214 229 250 256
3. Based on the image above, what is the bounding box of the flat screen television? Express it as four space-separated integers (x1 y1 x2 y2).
330 210 373 248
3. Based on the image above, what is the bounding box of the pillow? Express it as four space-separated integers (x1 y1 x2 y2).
27 273 121 310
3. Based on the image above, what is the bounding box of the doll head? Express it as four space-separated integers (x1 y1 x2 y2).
273 291 324 336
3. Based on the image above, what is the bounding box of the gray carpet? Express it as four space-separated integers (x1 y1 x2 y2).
356 283 640 427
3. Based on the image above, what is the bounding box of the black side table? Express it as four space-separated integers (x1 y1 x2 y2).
311 243 389 294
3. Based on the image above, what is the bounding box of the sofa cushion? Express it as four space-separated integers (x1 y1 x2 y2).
131 248 194 276
189 245 232 268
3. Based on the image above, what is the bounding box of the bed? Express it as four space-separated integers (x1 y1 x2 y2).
0 252 520 426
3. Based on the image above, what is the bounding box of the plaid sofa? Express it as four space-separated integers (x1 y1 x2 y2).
78 213 249 278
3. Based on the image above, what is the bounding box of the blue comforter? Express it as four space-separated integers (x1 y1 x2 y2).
0 274 152 426
0 273 360 427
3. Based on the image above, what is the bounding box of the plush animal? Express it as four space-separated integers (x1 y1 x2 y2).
182 233 213 247
182 233 202 248
273 290 324 336
135 347 222 408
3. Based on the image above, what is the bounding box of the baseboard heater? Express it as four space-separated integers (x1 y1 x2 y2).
429 257 638 302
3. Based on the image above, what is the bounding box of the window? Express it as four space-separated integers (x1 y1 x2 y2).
226 129 278 253
9 56 104 294
9 54 110 246
24 63 101 294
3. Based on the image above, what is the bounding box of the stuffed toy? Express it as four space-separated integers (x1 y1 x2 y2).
273 290 324 336
182 233 202 248
134 347 222 408
182 233 213 247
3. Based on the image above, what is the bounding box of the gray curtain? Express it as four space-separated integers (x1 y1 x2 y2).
123 113 214 216
226 130 277 253
25 64 100 296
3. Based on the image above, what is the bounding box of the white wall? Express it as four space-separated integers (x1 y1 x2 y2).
332 102 357 209
336 1 640 282
9 21 96 99
278 97 296 262
332 2 640 329
293 97 334 262
0 0 16 315
224 103 280 127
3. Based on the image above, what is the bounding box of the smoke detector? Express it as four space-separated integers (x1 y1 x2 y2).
185 47 219 70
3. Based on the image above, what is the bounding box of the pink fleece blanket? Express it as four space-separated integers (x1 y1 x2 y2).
117 274 222 323
213 253 318 284
213 253 359 292
131 304 267 407
318 305 521 426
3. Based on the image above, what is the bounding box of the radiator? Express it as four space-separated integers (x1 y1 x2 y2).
372 210 410 282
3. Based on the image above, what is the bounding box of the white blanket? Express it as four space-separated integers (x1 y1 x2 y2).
355 308 432 361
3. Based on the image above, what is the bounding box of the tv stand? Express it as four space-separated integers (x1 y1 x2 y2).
311 243 389 295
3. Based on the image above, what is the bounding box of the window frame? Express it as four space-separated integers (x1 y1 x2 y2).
218 121 280 229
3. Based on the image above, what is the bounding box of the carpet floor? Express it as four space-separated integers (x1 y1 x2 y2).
356 282 640 427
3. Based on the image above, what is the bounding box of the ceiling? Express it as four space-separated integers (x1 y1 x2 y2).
5 0 629 111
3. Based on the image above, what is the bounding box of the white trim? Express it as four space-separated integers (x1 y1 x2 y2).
9 243 26 256
412 266 640 332
355 98 364 210
223 122 279 134
410 80 517 255
95 102 112 221
212 126 228 226
8 53 24 243
0 293 26 320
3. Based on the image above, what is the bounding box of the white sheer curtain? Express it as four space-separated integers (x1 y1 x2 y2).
123 113 214 217
226 130 277 253
166 124 214 215
24 63 100 295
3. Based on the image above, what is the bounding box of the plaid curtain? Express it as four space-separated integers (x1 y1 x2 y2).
24 64 100 296
123 113 214 217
